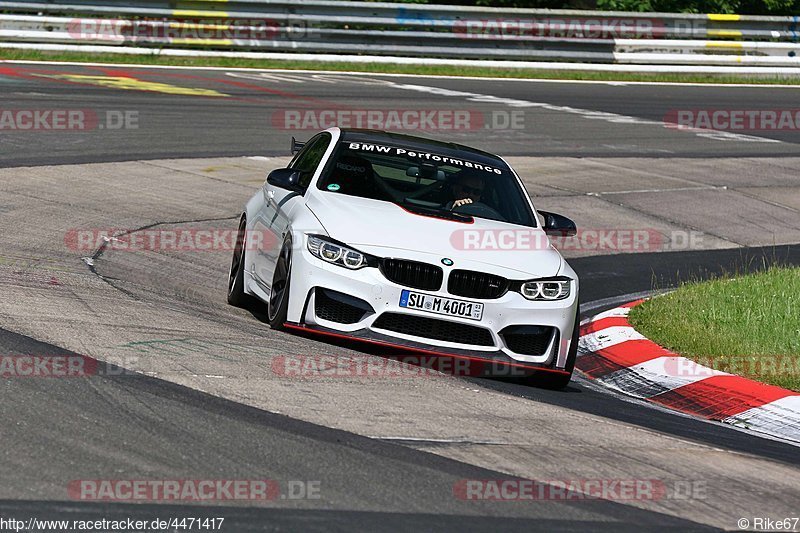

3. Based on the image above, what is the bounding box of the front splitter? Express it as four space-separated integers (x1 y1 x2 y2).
284 322 569 379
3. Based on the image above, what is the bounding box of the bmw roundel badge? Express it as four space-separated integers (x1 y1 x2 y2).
441 258 454 266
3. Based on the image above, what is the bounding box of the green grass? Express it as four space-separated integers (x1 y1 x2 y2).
3 49 800 85
629 267 800 391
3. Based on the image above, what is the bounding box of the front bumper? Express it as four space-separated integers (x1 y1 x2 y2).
286 244 579 369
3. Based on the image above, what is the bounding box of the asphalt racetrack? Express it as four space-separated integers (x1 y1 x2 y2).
1 62 799 531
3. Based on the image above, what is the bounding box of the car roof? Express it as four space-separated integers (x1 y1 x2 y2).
339 129 509 169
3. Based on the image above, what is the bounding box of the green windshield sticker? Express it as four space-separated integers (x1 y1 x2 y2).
327 183 341 191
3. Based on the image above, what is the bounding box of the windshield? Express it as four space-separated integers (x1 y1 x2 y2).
317 140 537 227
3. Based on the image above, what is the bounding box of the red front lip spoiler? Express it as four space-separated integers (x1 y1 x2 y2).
283 323 570 378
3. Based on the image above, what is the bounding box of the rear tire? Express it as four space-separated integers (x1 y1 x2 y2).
268 236 293 330
227 216 252 307
530 308 579 390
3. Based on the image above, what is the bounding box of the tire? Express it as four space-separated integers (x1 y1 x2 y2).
268 235 292 330
530 308 579 390
227 216 252 307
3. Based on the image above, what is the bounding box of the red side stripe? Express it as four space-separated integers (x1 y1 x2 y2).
651 375 800 419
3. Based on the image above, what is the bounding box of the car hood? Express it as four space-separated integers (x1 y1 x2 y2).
305 191 563 278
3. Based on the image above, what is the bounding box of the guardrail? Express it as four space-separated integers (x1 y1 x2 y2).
1 1 799 70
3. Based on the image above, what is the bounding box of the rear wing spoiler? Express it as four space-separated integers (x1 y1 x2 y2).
291 137 305 155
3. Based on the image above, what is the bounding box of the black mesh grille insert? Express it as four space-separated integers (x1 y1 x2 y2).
372 312 494 347
448 269 509 299
380 258 443 291
500 326 556 356
315 289 372 324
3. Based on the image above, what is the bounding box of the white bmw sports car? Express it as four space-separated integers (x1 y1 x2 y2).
228 128 580 388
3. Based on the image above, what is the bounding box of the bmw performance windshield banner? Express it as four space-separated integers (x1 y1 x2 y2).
347 142 504 175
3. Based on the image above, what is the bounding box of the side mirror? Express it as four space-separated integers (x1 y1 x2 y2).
267 168 302 192
539 210 577 237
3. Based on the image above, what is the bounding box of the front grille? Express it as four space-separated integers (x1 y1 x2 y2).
448 269 509 299
500 326 556 356
380 258 443 291
315 288 373 324
372 312 494 347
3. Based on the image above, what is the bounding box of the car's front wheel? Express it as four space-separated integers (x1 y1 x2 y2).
268 235 292 330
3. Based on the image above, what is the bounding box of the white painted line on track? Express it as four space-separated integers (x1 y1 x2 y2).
580 291 664 317
7 58 782 144
368 436 509 445
588 185 727 196
5 59 800 89
387 82 781 144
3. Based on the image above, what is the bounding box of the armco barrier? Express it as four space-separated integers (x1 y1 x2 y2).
1 1 799 70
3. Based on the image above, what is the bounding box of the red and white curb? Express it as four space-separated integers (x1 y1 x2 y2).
577 300 800 445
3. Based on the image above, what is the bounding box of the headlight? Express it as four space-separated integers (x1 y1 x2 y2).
307 235 368 270
520 277 571 301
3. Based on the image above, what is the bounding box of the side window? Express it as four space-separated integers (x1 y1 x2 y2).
289 133 331 191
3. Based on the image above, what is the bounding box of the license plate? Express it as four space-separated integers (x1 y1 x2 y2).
399 290 484 321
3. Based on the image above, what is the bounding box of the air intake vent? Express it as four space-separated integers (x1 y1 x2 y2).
372 312 494 347
500 325 556 356
315 288 373 324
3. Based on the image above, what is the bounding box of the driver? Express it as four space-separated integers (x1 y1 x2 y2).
447 173 485 210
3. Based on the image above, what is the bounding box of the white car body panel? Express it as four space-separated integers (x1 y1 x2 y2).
305 192 564 278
